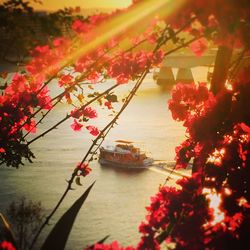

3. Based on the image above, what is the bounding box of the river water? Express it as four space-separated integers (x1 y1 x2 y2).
0 67 207 249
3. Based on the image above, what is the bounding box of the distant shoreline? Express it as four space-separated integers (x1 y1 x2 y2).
33 7 116 15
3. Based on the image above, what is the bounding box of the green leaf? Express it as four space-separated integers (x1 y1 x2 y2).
41 181 95 250
75 176 82 186
106 94 118 103
97 235 110 244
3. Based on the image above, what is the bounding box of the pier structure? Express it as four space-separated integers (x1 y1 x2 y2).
154 51 217 89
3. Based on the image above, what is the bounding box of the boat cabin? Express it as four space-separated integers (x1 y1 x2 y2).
99 140 148 165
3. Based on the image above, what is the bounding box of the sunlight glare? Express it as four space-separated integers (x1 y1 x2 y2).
207 148 226 166
225 80 233 91
58 0 187 75
203 188 225 225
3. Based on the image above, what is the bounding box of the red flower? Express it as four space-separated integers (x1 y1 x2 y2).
12 73 27 91
196 83 210 102
0 241 16 250
23 119 36 133
71 119 83 131
89 241 135 250
71 20 90 33
137 236 160 250
189 38 208 57
0 148 5 153
104 101 113 110
152 49 164 66
87 71 100 84
76 162 92 177
53 37 68 47
168 100 187 121
70 108 83 119
32 45 50 56
139 222 154 234
83 107 97 119
38 94 52 110
239 122 250 134
225 213 243 232
86 125 100 136
74 60 85 73
58 74 74 87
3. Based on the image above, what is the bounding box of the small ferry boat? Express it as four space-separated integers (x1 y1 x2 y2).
99 140 154 168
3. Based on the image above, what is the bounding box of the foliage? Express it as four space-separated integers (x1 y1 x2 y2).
0 0 82 63
137 81 250 249
5 197 44 250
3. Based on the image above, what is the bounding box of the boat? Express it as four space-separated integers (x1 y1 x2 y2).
98 140 154 168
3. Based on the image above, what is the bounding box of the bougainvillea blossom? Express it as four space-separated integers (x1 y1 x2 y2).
76 162 92 177
86 125 100 136
70 119 83 131
0 241 16 250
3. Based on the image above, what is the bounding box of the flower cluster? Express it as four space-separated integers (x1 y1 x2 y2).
163 69 250 248
0 73 52 167
107 50 164 84
26 37 72 79
70 106 99 135
137 175 211 250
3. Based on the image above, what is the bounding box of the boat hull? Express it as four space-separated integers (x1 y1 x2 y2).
98 158 153 169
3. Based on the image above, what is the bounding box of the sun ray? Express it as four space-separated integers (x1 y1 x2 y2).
64 0 186 62
37 0 187 79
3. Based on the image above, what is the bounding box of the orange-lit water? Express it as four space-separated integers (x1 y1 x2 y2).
0 67 207 249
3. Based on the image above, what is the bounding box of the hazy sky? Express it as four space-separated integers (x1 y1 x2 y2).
29 0 132 11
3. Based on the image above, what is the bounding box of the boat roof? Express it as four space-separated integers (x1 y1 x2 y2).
101 146 133 154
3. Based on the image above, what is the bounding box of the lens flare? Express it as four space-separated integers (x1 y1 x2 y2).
203 188 225 225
